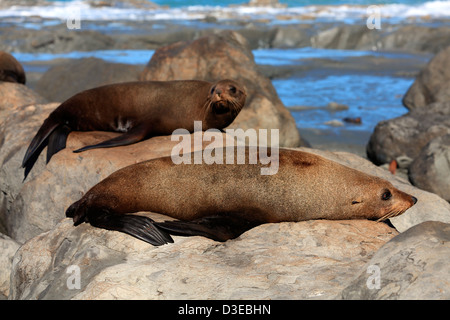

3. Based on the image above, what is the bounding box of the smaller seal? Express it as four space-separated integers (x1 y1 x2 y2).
66 147 417 246
0 51 26 84
21 79 246 180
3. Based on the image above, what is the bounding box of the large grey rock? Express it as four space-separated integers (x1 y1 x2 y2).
409 134 450 202
340 221 450 299
403 46 450 110
10 218 397 300
366 101 450 165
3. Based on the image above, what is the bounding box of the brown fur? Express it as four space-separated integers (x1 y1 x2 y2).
66 148 417 245
22 79 246 180
0 51 26 84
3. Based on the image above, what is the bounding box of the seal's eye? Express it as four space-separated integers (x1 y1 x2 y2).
210 86 216 95
229 86 236 94
381 190 392 201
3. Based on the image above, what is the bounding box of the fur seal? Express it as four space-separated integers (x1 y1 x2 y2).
66 147 417 246
0 51 26 84
21 79 246 179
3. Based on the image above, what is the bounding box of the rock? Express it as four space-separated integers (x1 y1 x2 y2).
409 134 450 202
326 102 349 111
339 221 450 299
0 51 26 84
311 25 378 50
324 119 344 127
10 219 396 300
380 25 450 54
366 101 450 165
0 82 47 119
0 233 20 298
402 46 450 110
34 58 142 102
139 30 303 148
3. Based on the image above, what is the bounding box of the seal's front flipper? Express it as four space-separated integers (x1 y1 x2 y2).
155 215 261 242
73 125 148 153
87 212 174 246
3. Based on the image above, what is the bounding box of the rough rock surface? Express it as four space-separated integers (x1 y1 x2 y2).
340 221 450 299
366 101 450 165
0 82 47 117
10 219 397 300
409 134 450 202
0 233 20 299
140 30 303 148
403 46 450 110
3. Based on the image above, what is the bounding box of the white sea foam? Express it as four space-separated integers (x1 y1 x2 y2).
0 0 449 22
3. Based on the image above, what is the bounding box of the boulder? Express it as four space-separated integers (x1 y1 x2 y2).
0 233 20 299
139 30 303 148
366 101 450 165
0 82 47 119
34 57 142 102
409 134 450 202
10 219 397 300
403 46 450 110
340 221 450 299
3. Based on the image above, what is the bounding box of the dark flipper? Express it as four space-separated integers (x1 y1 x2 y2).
22 116 61 181
46 124 71 164
73 125 149 153
155 215 261 242
66 202 173 246
89 214 174 246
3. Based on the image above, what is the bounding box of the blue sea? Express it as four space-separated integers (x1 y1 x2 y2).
2 0 448 142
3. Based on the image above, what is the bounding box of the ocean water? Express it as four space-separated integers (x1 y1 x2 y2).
2 0 450 23
2 0 443 138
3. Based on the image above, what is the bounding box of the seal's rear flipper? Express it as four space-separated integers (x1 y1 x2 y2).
47 125 71 164
73 125 148 153
22 117 61 181
155 216 261 242
86 212 174 246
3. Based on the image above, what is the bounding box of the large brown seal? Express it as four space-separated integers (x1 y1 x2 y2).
0 51 26 84
66 147 417 246
21 79 246 179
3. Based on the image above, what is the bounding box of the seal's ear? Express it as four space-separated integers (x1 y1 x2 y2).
351 199 363 205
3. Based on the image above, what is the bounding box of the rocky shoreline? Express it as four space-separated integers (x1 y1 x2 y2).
1 14 450 300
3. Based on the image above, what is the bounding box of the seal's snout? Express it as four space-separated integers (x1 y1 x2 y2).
412 196 418 205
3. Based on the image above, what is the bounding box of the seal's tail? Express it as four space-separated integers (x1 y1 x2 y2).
22 116 71 181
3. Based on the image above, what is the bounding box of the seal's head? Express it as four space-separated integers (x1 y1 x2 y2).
342 176 417 222
204 79 246 128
